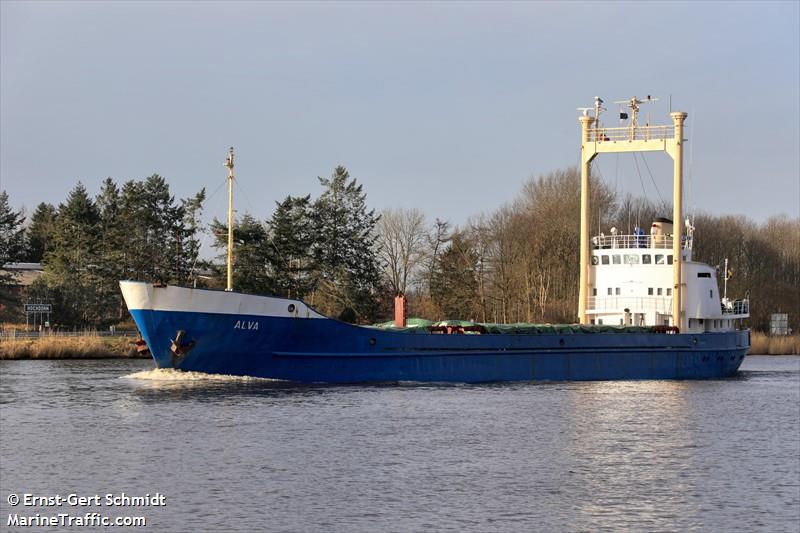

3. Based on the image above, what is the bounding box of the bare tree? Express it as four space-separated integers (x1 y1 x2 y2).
376 208 429 295
424 218 451 297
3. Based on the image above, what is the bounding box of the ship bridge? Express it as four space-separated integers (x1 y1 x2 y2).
586 219 749 331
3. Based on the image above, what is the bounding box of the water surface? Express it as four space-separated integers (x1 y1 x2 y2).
1 356 798 532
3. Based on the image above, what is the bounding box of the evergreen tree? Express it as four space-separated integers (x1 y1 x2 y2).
117 175 202 285
43 182 103 325
95 178 126 320
25 202 57 262
180 188 206 285
210 213 273 295
431 231 480 320
312 166 381 322
268 195 315 299
118 179 148 281
141 174 182 283
0 190 26 311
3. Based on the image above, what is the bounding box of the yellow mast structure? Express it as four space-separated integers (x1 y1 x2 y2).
225 147 235 292
578 97 687 330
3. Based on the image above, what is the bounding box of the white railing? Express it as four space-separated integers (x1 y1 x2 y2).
722 299 749 316
588 125 674 142
587 296 672 313
592 234 692 250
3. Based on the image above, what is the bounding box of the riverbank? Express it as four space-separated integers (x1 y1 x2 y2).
0 335 147 360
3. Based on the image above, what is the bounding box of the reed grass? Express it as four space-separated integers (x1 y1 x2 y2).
749 332 800 355
0 335 146 360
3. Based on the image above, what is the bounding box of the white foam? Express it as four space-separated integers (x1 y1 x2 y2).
123 368 278 383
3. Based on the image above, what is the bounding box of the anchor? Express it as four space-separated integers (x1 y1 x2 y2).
170 330 196 368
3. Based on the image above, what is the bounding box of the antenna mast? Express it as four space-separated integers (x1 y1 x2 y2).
614 95 658 140
225 147 235 292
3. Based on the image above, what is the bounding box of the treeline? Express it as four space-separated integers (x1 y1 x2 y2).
0 167 384 325
1 176 205 325
1 166 798 332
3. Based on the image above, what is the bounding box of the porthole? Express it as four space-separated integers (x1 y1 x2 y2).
559 338 565 346
287 304 296 313
369 338 377 346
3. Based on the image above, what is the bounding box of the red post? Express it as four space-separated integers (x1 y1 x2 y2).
394 292 407 328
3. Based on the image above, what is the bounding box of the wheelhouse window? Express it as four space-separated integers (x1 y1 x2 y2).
642 254 652 264
697 272 711 278
624 254 639 265
655 254 665 264
667 255 673 265
601 255 610 265
612 255 621 265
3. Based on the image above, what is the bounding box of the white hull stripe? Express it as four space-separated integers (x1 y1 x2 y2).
119 281 326 319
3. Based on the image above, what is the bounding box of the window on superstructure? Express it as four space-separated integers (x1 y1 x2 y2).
592 288 597 296
598 319 604 325
624 254 639 264
648 288 654 295
615 288 621 295
667 255 673 265
612 255 621 265
608 288 613 296
601 255 610 265
657 288 663 296
655 254 665 264
667 288 672 296
697 272 711 278
592 256 599 265
642 254 652 264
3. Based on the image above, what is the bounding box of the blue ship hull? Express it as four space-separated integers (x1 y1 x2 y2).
129 307 749 383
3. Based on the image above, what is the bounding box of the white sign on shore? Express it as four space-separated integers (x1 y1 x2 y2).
24 303 52 314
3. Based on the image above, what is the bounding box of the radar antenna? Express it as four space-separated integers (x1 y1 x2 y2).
576 96 606 124
614 95 659 134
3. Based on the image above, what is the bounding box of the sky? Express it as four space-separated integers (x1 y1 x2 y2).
2 1 799 235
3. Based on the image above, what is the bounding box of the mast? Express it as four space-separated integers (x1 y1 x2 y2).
671 112 687 330
225 147 235 292
578 113 597 324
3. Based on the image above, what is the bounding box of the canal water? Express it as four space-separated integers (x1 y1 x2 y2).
1 356 798 532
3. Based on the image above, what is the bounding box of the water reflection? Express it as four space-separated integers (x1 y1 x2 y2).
566 380 702 529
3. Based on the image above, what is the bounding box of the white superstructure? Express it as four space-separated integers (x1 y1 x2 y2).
586 218 749 332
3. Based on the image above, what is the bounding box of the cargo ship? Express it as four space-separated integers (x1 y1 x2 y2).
121 97 750 382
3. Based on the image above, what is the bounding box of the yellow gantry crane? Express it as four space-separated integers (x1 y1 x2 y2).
577 96 688 330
